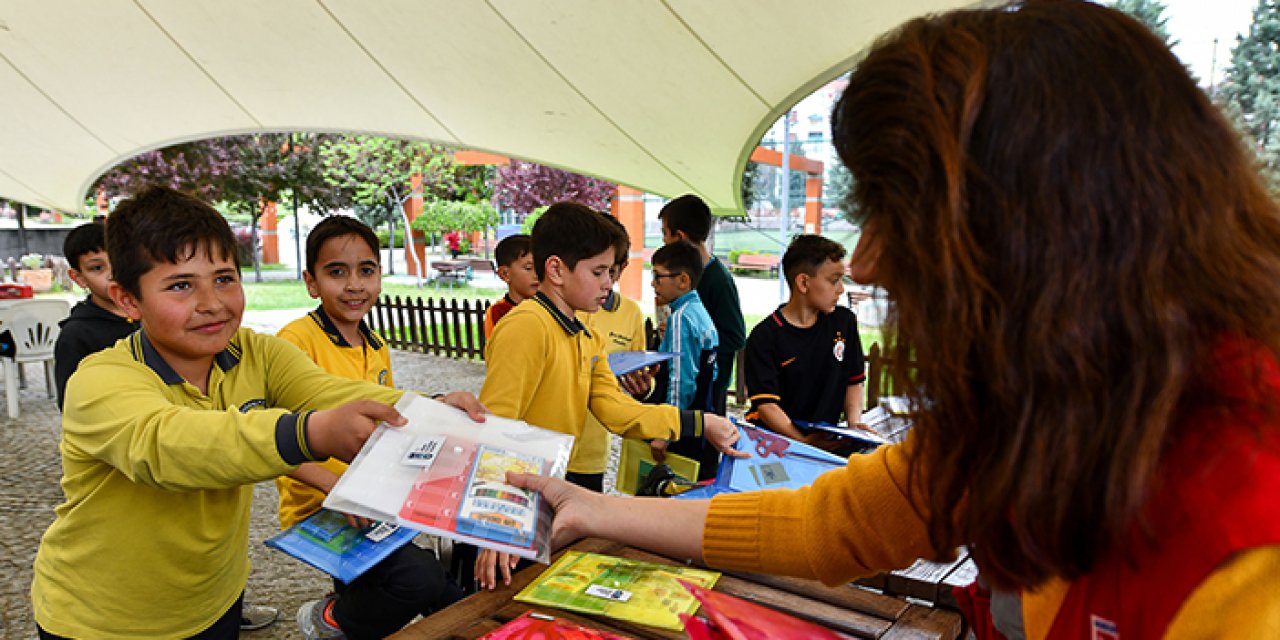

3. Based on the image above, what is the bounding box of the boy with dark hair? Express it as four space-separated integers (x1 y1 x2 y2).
475 201 743 589
276 215 463 639
483 234 537 338
575 213 649 488
53 221 134 410
659 194 745 415
54 219 280 638
744 234 866 447
31 186 483 639
648 240 719 478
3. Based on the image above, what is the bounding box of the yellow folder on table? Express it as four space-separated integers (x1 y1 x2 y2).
615 438 700 495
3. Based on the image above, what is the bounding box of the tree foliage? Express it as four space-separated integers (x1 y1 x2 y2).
410 199 498 235
1218 0 1280 193
1113 0 1175 44
493 161 615 214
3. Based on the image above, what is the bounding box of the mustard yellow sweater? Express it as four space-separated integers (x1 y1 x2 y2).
702 439 1280 638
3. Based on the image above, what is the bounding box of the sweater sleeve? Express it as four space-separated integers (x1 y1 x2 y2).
63 358 303 490
588 339 695 441
702 436 940 585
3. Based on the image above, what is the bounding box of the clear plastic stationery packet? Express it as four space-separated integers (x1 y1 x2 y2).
323 393 574 562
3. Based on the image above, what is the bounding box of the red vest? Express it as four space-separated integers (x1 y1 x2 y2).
1048 339 1280 638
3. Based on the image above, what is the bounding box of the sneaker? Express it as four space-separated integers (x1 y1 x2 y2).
239 603 279 631
297 594 345 640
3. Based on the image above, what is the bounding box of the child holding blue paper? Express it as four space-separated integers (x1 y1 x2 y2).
275 216 464 640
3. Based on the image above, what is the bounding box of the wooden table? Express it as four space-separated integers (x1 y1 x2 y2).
389 538 963 639
431 260 470 288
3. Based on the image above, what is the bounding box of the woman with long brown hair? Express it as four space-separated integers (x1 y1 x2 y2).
511 0 1280 635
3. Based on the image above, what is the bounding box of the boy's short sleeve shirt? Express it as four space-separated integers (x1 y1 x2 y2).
274 307 395 528
32 327 403 638
744 305 865 426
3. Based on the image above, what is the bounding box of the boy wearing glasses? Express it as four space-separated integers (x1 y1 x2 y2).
648 240 720 478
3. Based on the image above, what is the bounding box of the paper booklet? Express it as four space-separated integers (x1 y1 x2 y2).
719 423 847 493
607 351 676 377
792 419 893 447
514 551 720 631
265 509 417 583
480 610 637 640
323 394 574 563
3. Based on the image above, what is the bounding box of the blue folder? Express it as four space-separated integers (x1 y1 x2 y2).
265 509 417 583
607 351 677 376
673 422 847 500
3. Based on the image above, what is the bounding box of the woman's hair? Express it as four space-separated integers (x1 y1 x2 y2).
833 0 1280 588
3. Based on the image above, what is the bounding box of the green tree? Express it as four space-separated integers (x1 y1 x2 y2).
1218 0 1280 193
1113 0 1175 44
411 200 498 239
319 136 456 283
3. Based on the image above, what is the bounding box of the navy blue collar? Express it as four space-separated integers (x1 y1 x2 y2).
133 330 241 385
533 291 590 337
310 305 384 349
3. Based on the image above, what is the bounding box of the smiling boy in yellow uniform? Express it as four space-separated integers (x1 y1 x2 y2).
30 187 483 640
275 216 463 640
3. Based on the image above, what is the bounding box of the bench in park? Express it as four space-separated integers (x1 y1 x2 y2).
730 252 779 277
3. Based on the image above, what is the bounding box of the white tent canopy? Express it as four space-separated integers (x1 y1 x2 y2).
0 0 971 215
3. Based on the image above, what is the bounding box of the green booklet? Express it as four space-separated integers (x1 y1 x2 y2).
514 551 719 631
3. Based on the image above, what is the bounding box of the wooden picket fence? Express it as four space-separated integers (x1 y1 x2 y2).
369 295 491 359
368 294 901 406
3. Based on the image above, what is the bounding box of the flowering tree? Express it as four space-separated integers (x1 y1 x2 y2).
493 160 615 214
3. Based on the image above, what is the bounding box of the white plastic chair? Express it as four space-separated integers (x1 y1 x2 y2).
0 299 70 418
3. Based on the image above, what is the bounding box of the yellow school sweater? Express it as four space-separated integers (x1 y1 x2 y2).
481 292 701 474
701 437 1280 638
274 308 394 528
33 328 403 639
575 291 647 474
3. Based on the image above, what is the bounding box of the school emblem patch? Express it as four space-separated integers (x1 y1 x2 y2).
378 369 389 386
1090 615 1119 640
833 338 845 362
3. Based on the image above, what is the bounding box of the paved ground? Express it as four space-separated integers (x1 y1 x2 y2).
0 311 489 639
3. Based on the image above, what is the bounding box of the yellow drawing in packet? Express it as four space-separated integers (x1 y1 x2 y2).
514 551 719 631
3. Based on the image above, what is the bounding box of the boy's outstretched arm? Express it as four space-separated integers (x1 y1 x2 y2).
306 392 485 462
305 400 407 462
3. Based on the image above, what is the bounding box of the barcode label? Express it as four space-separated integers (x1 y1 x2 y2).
585 584 633 602
401 435 447 468
364 522 399 543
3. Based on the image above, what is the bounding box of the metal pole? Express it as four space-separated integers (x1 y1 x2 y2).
290 134 303 280
778 111 791 301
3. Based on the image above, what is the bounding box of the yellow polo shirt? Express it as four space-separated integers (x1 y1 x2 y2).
274 307 394 528
481 292 702 475
33 328 403 639
575 291 647 474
